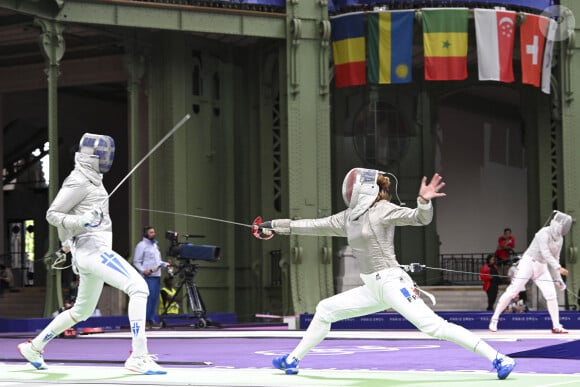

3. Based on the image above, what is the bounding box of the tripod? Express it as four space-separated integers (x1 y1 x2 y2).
159 262 211 328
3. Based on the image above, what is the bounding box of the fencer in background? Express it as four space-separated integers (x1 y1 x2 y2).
489 210 572 334
258 168 516 380
17 133 166 375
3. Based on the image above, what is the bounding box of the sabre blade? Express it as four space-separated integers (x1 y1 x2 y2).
135 208 253 229
104 114 191 204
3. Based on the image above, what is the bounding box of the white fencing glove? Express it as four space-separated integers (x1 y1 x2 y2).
79 208 103 228
271 219 291 235
401 263 425 273
555 278 567 291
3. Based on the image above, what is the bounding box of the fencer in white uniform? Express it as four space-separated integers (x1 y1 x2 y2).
17 133 166 375
489 211 572 333
258 168 515 380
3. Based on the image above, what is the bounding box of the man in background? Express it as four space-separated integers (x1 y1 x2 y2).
134 226 169 328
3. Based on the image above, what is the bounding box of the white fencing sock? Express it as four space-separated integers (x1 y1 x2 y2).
474 339 503 362
546 298 561 329
128 292 149 356
288 315 330 362
32 310 77 351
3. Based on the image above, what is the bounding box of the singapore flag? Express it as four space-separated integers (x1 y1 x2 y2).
475 9 516 82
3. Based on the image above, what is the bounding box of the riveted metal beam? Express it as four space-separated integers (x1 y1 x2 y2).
55 0 290 39
0 1 327 40
0 0 60 18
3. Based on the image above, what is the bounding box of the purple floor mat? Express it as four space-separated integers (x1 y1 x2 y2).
1 337 577 374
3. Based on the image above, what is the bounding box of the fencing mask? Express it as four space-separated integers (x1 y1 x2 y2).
342 168 380 220
550 210 573 236
79 133 115 173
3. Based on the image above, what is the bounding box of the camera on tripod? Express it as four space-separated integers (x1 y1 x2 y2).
165 230 221 263
160 230 220 329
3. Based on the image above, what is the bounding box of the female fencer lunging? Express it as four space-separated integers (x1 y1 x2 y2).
257 168 516 380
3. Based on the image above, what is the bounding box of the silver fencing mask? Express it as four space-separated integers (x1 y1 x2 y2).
551 210 573 236
342 168 380 220
79 133 115 173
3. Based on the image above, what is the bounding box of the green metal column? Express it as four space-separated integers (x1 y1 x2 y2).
560 0 580 308
35 17 65 316
285 1 333 314
418 89 440 285
147 33 237 314
124 37 146 253
520 85 554 239
0 94 3 257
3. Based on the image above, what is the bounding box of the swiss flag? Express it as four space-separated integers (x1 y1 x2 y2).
520 13 549 87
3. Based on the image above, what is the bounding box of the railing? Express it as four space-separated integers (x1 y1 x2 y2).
125 0 286 13
439 253 488 285
330 0 555 13
438 252 525 285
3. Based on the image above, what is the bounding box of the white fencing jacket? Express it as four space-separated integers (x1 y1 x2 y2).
46 152 112 246
272 199 432 274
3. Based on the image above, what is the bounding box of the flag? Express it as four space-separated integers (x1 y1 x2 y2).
541 18 557 94
331 13 366 88
474 8 516 83
422 8 469 81
520 13 549 87
367 11 414 84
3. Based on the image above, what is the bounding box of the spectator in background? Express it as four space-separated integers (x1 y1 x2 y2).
0 264 15 295
495 228 515 279
52 298 75 318
480 255 500 311
158 276 180 316
134 226 170 329
505 293 528 313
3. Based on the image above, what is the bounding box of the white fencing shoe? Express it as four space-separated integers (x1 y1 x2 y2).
124 354 167 375
552 326 569 334
17 341 47 370
488 318 498 332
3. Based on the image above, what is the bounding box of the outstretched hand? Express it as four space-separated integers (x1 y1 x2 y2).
418 173 446 201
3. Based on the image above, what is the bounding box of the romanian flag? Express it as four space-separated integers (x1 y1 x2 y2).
422 8 469 80
331 13 366 88
367 11 414 84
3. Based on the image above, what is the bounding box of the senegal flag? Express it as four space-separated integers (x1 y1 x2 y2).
422 8 469 80
367 11 414 84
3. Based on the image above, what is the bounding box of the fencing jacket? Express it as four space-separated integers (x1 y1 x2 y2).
46 152 113 246
522 220 565 271
274 199 432 274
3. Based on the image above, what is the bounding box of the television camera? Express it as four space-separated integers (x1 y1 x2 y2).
162 230 221 328
165 230 220 263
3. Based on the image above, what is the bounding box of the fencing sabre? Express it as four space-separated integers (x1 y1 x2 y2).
135 209 273 241
135 208 254 229
86 114 191 225
105 114 191 204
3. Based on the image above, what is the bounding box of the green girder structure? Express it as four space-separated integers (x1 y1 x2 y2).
0 0 578 317
560 0 580 312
